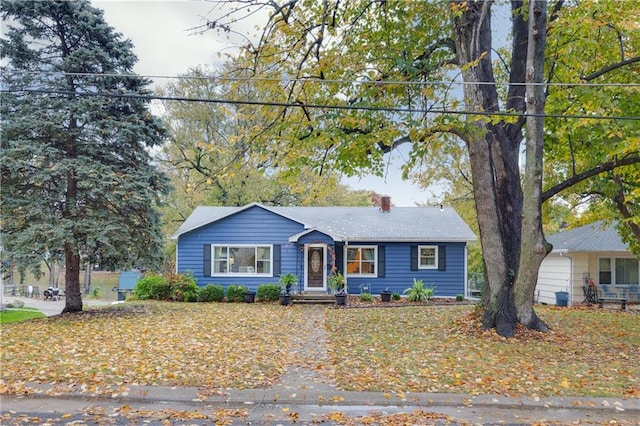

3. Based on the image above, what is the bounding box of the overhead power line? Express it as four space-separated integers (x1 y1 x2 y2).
4 70 640 88
3 88 639 122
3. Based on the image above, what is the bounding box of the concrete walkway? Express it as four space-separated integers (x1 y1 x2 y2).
1 295 112 316
1 304 639 425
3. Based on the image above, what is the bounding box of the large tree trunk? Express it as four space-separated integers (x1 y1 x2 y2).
62 244 83 313
515 0 551 331
451 0 550 337
62 161 83 313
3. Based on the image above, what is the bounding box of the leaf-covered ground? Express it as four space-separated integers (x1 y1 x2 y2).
327 305 640 398
1 303 304 391
1 301 639 399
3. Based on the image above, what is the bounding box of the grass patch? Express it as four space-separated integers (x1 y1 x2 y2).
326 305 640 398
0 308 46 324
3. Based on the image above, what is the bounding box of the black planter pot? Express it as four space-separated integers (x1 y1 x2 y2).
244 291 256 303
279 294 291 305
380 291 392 303
335 293 347 306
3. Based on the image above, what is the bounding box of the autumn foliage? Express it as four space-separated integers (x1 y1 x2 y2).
1 303 639 400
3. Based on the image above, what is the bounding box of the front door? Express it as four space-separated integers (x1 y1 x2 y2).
306 244 326 291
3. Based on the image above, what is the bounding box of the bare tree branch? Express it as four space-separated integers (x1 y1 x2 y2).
581 56 640 81
542 154 640 201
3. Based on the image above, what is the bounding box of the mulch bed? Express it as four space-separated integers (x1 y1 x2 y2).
332 295 475 309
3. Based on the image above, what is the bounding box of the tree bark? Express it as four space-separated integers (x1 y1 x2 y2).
451 0 551 336
62 244 82 313
62 147 83 313
515 0 550 331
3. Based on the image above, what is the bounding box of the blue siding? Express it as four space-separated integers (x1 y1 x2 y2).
342 242 467 297
177 206 467 295
176 206 304 289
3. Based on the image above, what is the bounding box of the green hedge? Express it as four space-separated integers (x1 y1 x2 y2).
257 284 281 302
134 275 165 300
226 284 248 302
200 284 225 302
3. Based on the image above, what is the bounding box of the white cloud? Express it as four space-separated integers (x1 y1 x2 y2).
94 0 228 80
92 0 434 206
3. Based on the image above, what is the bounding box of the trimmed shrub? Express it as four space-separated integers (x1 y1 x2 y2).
150 279 172 300
456 294 464 302
200 284 225 302
134 274 166 300
257 284 281 302
166 272 199 302
359 293 373 302
226 284 248 302
392 292 401 300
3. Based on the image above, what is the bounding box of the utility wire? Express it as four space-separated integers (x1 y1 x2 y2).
4 70 640 88
3 87 639 121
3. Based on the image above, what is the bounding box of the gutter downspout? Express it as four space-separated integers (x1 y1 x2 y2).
464 242 468 299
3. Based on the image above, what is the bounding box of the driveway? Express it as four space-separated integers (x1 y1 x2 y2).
2 295 113 316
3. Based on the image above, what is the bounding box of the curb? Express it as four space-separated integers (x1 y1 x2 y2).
11 382 640 414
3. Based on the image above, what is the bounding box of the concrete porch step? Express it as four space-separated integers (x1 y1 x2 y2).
290 293 335 304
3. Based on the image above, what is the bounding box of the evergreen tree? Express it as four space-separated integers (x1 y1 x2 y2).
1 0 169 312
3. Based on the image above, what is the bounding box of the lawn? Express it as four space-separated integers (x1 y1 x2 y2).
326 305 640 398
0 307 46 324
0 302 638 399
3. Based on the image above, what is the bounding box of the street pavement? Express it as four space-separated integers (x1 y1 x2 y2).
1 299 639 424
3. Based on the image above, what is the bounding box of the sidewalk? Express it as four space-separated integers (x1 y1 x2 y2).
1 295 113 316
1 304 639 424
3 380 639 424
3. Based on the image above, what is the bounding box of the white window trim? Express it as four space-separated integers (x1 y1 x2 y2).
211 244 273 277
418 245 438 270
345 245 377 277
599 256 640 286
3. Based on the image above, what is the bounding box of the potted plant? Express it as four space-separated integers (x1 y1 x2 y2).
380 287 393 303
278 272 297 305
279 272 297 295
328 272 347 305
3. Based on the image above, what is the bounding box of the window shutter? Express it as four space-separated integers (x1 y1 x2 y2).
334 243 344 273
273 245 281 276
203 244 211 276
378 245 385 277
438 245 446 271
410 245 418 271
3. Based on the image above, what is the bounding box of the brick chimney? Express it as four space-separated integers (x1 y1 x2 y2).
380 196 391 212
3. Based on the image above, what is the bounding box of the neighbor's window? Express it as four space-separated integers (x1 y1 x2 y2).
346 246 376 276
213 245 272 275
599 258 612 284
615 258 639 285
419 246 438 269
599 257 639 285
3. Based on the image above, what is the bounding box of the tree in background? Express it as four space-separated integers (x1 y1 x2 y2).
157 66 374 234
542 3 640 256
199 0 639 336
1 0 169 312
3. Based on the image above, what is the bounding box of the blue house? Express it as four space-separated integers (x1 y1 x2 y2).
170 201 476 296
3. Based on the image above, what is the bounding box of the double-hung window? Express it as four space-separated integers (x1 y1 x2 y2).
600 257 639 286
212 245 272 275
346 246 377 276
418 245 438 269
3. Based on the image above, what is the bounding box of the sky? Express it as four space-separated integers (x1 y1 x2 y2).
93 0 438 207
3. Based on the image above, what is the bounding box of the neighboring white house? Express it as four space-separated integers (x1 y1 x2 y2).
536 221 639 306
